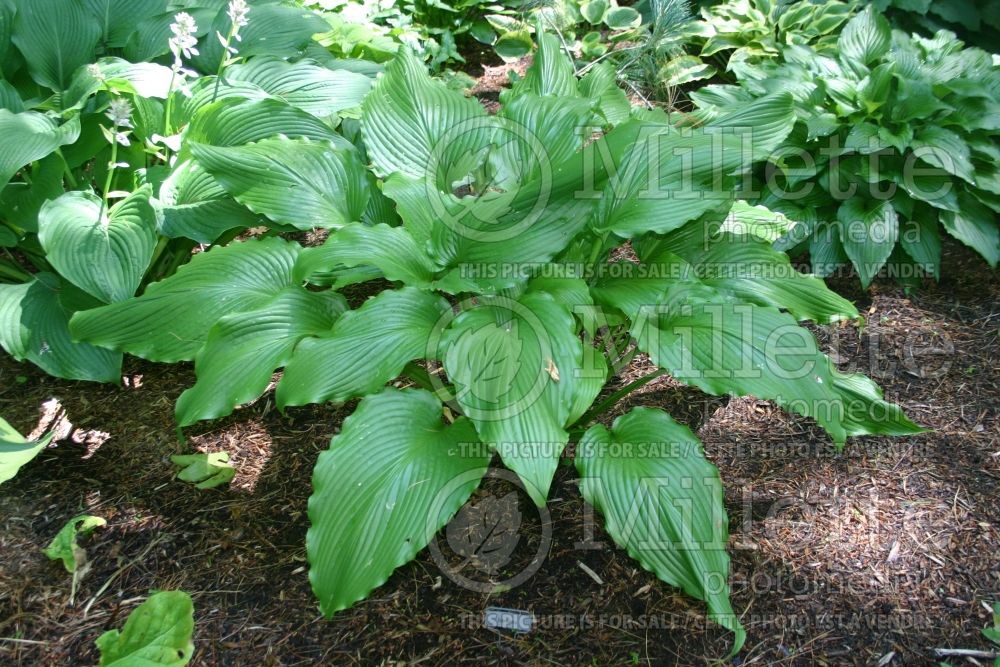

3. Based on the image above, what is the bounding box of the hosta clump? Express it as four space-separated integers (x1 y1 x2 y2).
662 0 855 87
69 33 921 654
680 4 1000 285
0 0 374 381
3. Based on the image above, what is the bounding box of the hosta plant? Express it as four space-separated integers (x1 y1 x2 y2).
683 5 1000 285
0 0 375 380
874 0 1000 51
67 33 921 654
663 0 856 87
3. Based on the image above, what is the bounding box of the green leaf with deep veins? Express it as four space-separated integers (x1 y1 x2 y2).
38 188 158 304
71 238 301 363
360 47 493 186
442 292 605 505
190 137 369 231
308 388 490 615
576 407 745 655
0 111 80 188
176 288 348 426
277 287 451 409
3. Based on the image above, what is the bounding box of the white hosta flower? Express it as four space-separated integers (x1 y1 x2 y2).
217 30 239 56
105 98 133 129
169 12 200 65
227 0 250 30
87 63 104 80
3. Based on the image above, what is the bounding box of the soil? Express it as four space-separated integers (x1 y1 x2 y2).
1 237 998 667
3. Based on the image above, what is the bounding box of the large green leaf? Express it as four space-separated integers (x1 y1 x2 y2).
64 57 174 109
294 223 438 288
185 97 349 149
505 30 577 100
837 5 891 69
836 198 898 288
0 153 67 233
96 591 194 667
191 1 327 71
576 407 745 655
0 111 80 189
224 57 372 117
0 416 53 486
592 95 795 238
71 237 301 363
441 293 605 506
491 93 594 188
940 193 1000 266
276 287 450 408
592 281 921 445
910 127 975 185
0 273 121 382
360 47 492 185
156 160 263 244
85 0 165 48
123 7 215 63
11 0 100 91
308 388 490 615
190 137 369 231
175 287 347 426
643 223 859 324
38 188 157 304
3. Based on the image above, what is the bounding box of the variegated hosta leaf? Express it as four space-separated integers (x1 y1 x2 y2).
576 407 745 655
37 188 158 304
441 292 606 506
308 388 490 615
71 237 301 363
276 287 451 409
175 287 348 426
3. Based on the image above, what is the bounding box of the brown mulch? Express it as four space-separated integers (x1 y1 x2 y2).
0 239 998 666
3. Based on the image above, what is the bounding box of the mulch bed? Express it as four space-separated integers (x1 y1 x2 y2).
1 239 997 666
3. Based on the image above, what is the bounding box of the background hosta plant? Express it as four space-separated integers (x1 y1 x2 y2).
0 0 376 381
70 33 921 654
680 4 1000 285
